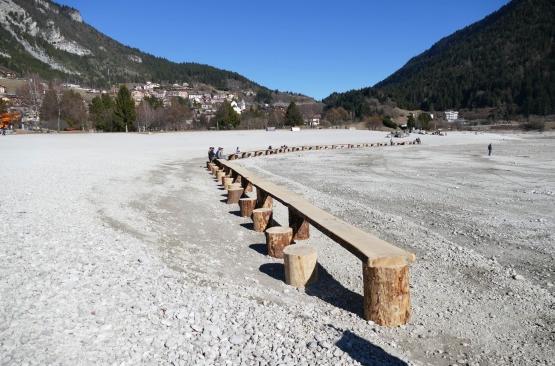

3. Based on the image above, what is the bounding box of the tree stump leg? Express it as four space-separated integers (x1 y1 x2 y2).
362 263 411 327
283 244 317 287
216 171 226 183
223 177 234 190
227 188 244 204
265 226 293 259
288 207 309 240
252 208 272 232
221 173 231 185
256 189 273 209
239 197 257 217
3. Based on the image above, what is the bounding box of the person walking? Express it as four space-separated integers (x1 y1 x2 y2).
488 143 492 156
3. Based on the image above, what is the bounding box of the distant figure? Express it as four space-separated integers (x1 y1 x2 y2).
268 145 273 150
208 147 215 162
235 146 240 154
390 138 393 146
488 143 492 156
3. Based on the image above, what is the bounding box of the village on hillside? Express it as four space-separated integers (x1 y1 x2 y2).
0 66 325 133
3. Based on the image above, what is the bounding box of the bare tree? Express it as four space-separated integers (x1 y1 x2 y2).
366 115 382 130
60 90 88 130
136 100 157 132
16 73 45 127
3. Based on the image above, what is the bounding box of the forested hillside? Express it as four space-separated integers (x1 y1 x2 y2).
0 0 261 91
324 0 554 116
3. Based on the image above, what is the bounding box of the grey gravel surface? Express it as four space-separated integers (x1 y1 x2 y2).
1 131 552 365
238 133 555 365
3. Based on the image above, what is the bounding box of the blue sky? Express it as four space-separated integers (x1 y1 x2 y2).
56 0 508 100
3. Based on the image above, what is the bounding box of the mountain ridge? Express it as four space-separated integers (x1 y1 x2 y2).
324 0 554 116
0 0 267 92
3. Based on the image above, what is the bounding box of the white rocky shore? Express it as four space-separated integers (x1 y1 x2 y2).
0 130 553 365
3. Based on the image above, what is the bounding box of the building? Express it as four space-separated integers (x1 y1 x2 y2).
445 110 459 122
0 66 16 78
167 90 188 99
306 114 321 127
131 90 145 105
230 100 246 114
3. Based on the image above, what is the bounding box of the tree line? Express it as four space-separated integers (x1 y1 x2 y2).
24 76 311 132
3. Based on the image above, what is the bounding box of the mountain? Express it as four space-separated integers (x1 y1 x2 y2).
0 0 261 91
324 0 555 117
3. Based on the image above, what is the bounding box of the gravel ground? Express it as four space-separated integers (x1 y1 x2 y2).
238 132 555 365
0 131 553 365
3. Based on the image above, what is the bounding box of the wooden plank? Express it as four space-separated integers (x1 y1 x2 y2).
218 160 415 266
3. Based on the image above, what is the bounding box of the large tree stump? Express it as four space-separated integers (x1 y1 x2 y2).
283 244 318 287
228 183 242 192
216 171 226 183
265 226 293 258
227 187 244 204
240 179 253 193
288 207 309 240
256 189 273 209
220 173 230 185
223 177 234 190
362 263 411 327
252 208 272 232
239 197 257 217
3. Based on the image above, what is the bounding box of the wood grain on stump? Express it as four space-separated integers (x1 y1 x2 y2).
283 244 317 287
228 183 242 192
265 226 293 259
252 208 272 232
223 177 234 190
362 263 411 327
220 173 230 185
227 187 244 204
239 197 257 217
216 171 225 183
288 207 309 240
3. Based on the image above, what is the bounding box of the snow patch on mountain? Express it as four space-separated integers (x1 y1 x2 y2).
42 21 92 56
67 9 82 23
0 50 11 58
128 55 142 63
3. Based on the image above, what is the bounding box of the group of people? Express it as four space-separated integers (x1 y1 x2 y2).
208 147 225 162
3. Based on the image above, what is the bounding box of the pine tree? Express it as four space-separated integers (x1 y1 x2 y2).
113 85 136 132
214 101 240 129
284 102 304 126
407 113 416 131
0 99 8 114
